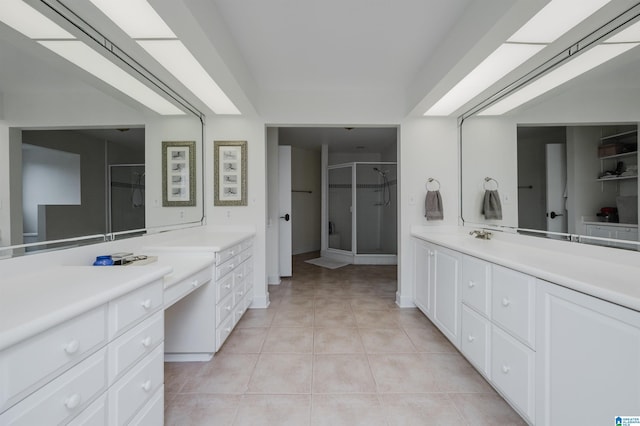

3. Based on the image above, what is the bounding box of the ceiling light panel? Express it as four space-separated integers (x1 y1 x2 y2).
508 0 611 43
479 43 638 115
39 40 185 115
424 43 544 116
89 0 176 38
1 0 74 39
606 20 640 43
137 39 240 115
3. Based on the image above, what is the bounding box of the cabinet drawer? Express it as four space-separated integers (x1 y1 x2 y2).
128 385 163 426
215 259 237 280
108 344 163 426
216 245 240 265
216 292 234 326
234 294 250 325
461 304 491 378
491 265 535 348
0 305 107 411
67 393 107 426
0 348 107 426
164 266 212 308
462 255 491 316
108 280 163 339
108 311 164 384
216 272 234 302
240 239 253 252
491 326 535 422
216 315 234 350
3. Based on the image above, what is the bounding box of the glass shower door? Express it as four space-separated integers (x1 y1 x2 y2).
328 165 352 252
356 163 397 255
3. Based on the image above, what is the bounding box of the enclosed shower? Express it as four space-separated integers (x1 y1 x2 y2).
326 162 397 264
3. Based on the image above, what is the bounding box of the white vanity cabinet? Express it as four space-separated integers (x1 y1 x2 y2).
536 279 640 425
584 223 639 249
413 239 461 347
0 279 165 425
458 255 536 423
214 238 254 351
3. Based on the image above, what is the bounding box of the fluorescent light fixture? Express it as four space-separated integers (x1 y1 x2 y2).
606 20 640 43
138 40 240 114
1 0 74 39
509 0 610 43
479 43 638 115
39 40 185 115
424 43 544 116
89 0 176 38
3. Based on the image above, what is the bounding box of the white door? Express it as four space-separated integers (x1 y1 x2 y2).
545 144 567 234
278 146 292 277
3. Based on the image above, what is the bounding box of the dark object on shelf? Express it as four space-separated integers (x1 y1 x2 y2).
597 207 618 223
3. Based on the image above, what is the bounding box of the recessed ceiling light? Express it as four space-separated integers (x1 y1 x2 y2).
89 0 176 38
508 0 610 43
1 0 74 39
137 40 240 115
39 40 185 115
424 43 543 116
479 43 638 115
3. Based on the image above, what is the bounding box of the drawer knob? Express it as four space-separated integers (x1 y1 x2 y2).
501 298 511 307
192 279 199 288
64 393 81 410
237 273 243 279
141 299 152 310
467 335 475 342
502 365 511 374
428 251 435 257
141 380 152 392
141 336 152 348
225 283 232 289
64 339 80 355
225 327 232 333
226 305 232 311
238 291 244 297
231 250 235 255
468 281 476 288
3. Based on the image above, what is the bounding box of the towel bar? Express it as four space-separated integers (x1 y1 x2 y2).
426 178 441 191
483 177 499 190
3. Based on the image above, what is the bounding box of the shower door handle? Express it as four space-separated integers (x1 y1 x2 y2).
280 213 290 221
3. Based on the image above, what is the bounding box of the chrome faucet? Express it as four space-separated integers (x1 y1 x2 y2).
469 229 492 240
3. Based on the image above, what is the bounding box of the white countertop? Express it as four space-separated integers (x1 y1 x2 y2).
0 265 171 351
583 221 638 228
144 230 254 253
411 227 640 313
152 253 216 289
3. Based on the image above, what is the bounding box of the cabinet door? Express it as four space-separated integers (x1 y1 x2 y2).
432 247 461 347
536 280 640 425
413 240 433 317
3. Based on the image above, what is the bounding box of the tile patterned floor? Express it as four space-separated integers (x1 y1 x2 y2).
165 252 527 425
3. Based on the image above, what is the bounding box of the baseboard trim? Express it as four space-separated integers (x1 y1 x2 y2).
250 294 270 309
268 275 282 285
164 353 213 362
395 292 415 308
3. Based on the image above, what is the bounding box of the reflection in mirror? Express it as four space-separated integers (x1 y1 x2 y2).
461 6 640 250
0 2 204 257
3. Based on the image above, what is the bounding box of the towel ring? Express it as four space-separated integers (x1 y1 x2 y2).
426 178 440 191
483 177 499 190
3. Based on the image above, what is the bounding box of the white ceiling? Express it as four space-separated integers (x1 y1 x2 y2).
211 0 474 92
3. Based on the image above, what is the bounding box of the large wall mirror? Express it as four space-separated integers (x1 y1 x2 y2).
0 0 204 257
461 2 640 250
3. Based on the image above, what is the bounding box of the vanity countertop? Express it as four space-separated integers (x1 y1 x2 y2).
0 265 172 351
411 226 640 312
153 252 216 289
144 230 255 253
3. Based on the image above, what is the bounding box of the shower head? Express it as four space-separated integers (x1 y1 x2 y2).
373 167 388 176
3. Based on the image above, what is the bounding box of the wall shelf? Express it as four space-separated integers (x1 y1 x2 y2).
596 175 637 182
598 150 637 160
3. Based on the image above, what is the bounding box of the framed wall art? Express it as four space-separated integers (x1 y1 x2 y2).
214 140 247 206
162 141 196 207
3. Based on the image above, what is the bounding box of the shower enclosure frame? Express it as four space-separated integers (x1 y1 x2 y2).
324 161 398 265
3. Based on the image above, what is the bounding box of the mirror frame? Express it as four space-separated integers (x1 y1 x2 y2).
459 3 640 251
0 0 206 258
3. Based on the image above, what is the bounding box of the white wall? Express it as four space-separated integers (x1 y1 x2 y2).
291 147 321 255
22 145 81 236
461 117 518 227
0 125 23 246
205 115 268 308
266 127 280 284
399 117 459 307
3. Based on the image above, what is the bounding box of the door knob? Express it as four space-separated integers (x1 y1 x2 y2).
280 213 290 221
548 211 564 219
